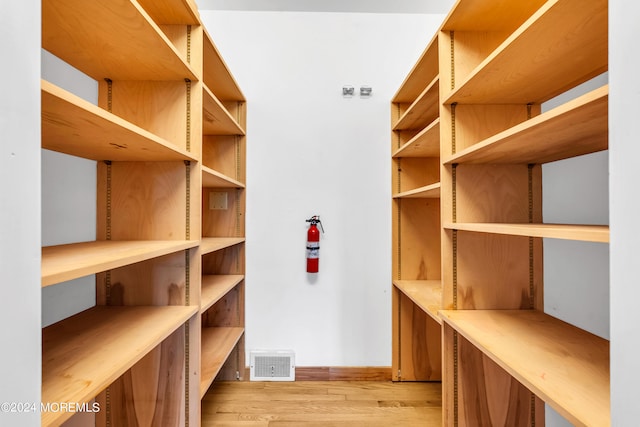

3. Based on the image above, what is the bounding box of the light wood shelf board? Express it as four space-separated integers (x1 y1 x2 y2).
42 240 198 287
444 86 608 164
439 310 610 427
202 165 245 188
442 1 547 31
203 29 245 101
201 275 244 313
203 85 245 136
42 0 197 81
392 33 439 103
444 223 609 243
393 118 440 158
393 76 439 131
393 183 441 199
42 305 197 426
394 280 442 324
137 0 199 24
200 327 244 398
445 0 607 104
200 237 246 255
41 80 197 162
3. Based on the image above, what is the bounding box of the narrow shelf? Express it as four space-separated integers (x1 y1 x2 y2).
203 29 245 101
202 165 245 188
42 305 197 427
444 86 608 165
41 80 197 162
444 222 609 243
393 76 439 131
439 310 610 427
200 237 245 255
137 0 199 25
42 0 197 81
201 275 244 313
442 1 546 32
393 280 442 324
445 0 607 104
393 183 441 199
200 327 244 398
392 33 439 104
392 118 440 158
42 240 198 287
203 85 245 136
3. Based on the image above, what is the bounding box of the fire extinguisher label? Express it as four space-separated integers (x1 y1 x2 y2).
306 242 320 259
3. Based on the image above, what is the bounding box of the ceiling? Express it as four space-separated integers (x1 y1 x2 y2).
196 0 455 14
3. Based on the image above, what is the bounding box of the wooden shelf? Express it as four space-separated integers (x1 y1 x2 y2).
444 86 608 165
200 327 244 398
439 310 610 427
392 34 439 104
444 222 609 243
42 240 197 287
203 29 245 102
445 0 607 104
393 280 442 324
393 76 439 131
42 305 197 426
41 80 197 162
202 165 245 188
200 237 245 255
393 183 441 199
201 275 244 313
442 1 546 32
393 118 440 158
42 0 197 81
137 0 199 25
203 85 245 136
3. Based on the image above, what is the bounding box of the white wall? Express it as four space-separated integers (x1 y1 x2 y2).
0 1 42 425
610 2 640 425
201 10 444 366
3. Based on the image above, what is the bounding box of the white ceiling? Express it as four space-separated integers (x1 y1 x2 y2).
196 0 455 14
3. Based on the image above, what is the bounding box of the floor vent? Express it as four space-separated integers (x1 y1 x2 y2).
250 350 295 381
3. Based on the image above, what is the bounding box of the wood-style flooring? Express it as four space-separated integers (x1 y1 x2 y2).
202 381 442 426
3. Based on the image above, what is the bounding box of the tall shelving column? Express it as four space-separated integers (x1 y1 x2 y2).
41 0 203 425
437 0 609 425
390 33 442 382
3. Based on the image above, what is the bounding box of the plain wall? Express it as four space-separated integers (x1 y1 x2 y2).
201 10 444 366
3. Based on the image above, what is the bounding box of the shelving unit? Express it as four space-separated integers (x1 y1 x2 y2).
391 33 442 383
41 1 247 425
435 0 609 424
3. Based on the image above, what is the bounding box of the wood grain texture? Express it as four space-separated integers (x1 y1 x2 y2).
42 306 196 426
202 166 245 188
392 118 440 158
393 157 440 195
441 0 546 31
392 32 439 103
393 76 439 131
201 275 245 313
200 238 245 255
203 189 246 236
393 280 442 323
201 328 245 397
397 198 441 281
393 183 441 199
137 0 199 24
441 310 610 426
43 0 196 81
203 136 242 179
203 28 245 101
203 87 245 136
446 222 610 243
202 381 441 426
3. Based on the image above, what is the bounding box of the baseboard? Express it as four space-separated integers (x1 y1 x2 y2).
243 366 392 381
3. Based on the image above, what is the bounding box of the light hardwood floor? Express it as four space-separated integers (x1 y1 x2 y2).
202 381 442 426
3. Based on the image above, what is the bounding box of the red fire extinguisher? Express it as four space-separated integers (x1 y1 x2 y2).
306 215 324 273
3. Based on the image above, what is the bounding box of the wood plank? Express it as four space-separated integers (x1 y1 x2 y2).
441 0 546 31
393 76 439 131
445 0 608 104
393 280 442 324
201 237 245 255
42 0 196 81
42 305 197 427
203 29 245 101
392 33 439 103
41 80 196 162
439 310 610 427
445 85 608 164
201 275 244 313
200 327 244 398
203 165 245 188
393 183 440 199
396 198 441 281
203 85 246 136
137 0 199 24
294 367 392 382
42 240 197 287
392 118 440 158
444 222 609 243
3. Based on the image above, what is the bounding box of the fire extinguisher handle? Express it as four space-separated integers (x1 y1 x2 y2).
306 215 325 234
